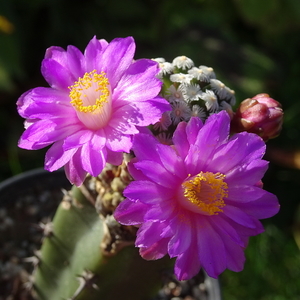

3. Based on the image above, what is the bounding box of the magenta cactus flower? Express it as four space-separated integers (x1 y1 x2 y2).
17 36 170 186
114 111 280 280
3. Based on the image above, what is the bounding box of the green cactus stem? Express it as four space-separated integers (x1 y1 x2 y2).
33 174 173 300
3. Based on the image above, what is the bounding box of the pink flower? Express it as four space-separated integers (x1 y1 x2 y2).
114 111 279 280
17 37 170 185
231 93 283 141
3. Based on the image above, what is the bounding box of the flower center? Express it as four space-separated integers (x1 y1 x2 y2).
180 172 228 215
69 70 112 130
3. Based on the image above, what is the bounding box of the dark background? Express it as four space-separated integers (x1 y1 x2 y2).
0 0 300 299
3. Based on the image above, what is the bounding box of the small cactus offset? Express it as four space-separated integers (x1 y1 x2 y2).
150 56 236 143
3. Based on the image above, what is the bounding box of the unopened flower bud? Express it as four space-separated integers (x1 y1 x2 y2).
231 93 283 141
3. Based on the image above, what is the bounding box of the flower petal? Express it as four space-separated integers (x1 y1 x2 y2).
90 129 107 151
144 201 174 221
114 199 148 225
168 216 192 257
184 144 201 175
226 159 269 186
231 191 280 219
173 121 189 158
186 117 203 145
64 148 87 186
132 133 161 163
185 112 229 172
222 205 260 229
113 58 161 102
124 180 169 204
174 238 201 281
106 149 123 166
218 230 245 272
63 130 94 151
127 159 150 181
137 222 170 260
210 132 265 174
139 238 169 260
128 97 171 127
209 215 245 247
156 144 185 177
104 126 132 153
18 120 79 150
98 37 135 90
44 45 84 82
133 160 178 188
66 45 85 78
81 142 106 177
41 57 73 91
227 185 270 203
196 217 226 278
45 140 77 171
17 87 71 119
223 215 264 237
108 104 140 135
84 36 108 71
136 221 168 248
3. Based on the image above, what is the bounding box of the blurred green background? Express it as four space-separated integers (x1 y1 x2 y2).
0 0 300 299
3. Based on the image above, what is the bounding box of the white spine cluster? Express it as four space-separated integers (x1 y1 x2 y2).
151 56 236 137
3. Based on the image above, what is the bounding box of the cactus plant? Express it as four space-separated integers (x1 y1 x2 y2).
15 35 282 299
33 164 173 300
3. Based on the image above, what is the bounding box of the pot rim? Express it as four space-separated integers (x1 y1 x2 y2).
0 168 71 205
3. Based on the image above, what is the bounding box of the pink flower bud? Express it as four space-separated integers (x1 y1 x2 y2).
231 93 283 141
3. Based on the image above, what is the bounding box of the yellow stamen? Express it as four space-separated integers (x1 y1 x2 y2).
182 172 228 215
69 70 110 112
69 70 112 130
